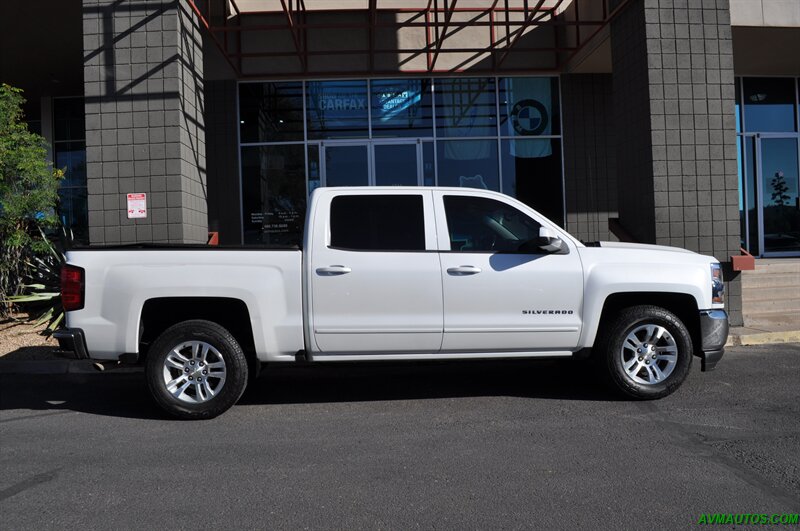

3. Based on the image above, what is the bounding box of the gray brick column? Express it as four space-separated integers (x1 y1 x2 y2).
611 0 742 325
82 0 207 244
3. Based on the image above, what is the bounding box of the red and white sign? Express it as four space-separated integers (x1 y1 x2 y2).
126 193 147 219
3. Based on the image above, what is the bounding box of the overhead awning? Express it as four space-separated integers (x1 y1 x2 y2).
186 0 629 77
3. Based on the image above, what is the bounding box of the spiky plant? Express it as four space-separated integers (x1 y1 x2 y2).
8 227 74 335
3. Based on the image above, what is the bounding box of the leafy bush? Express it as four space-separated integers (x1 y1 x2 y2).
0 84 64 318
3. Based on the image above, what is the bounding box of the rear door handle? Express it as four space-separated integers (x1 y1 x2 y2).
447 265 482 276
316 265 352 276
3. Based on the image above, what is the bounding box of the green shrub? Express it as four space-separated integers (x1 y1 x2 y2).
0 84 63 318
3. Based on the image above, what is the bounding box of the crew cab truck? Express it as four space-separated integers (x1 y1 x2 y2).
55 187 729 419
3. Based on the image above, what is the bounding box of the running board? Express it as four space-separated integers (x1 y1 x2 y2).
309 351 574 362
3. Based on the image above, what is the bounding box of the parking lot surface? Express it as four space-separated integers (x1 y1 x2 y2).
1 345 799 529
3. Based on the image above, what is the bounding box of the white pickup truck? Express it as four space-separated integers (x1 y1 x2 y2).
55 187 728 419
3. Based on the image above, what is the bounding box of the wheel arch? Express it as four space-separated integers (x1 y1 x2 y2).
591 292 701 356
138 297 258 369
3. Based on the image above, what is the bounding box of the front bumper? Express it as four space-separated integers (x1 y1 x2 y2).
698 310 728 372
53 328 89 360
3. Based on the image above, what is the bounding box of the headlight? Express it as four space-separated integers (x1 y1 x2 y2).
711 263 724 304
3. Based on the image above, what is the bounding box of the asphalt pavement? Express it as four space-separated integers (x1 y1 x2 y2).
1 345 799 529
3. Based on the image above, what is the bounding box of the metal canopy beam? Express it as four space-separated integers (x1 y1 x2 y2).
184 0 629 78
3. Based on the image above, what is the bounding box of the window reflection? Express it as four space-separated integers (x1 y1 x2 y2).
437 140 499 190
239 82 304 143
498 77 560 137
307 80 369 139
53 98 88 243
241 145 307 246
742 78 797 133
371 79 432 137
501 138 563 227
435 78 497 138
760 138 800 253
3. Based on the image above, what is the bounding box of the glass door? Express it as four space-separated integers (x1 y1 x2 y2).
320 141 423 187
320 143 370 187
757 135 800 256
372 141 421 186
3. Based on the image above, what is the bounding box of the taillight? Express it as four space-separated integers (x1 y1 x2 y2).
61 264 85 311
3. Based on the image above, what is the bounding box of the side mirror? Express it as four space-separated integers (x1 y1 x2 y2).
537 227 567 253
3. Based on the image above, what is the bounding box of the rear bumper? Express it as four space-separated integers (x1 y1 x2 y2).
698 310 728 372
53 328 89 360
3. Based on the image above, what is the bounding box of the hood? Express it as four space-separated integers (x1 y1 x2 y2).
591 241 696 254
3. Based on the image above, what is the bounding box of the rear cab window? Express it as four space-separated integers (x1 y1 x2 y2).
330 195 426 251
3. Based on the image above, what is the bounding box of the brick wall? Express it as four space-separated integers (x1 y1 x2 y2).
611 0 742 325
82 0 207 244
562 74 619 243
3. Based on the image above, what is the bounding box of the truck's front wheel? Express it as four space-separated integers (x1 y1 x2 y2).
145 320 249 420
600 305 693 399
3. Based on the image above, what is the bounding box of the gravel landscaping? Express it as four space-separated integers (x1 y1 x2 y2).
0 315 58 360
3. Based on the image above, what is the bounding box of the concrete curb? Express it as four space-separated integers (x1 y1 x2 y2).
0 360 142 375
725 330 800 347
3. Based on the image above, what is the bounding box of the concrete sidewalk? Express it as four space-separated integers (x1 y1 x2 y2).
726 308 800 347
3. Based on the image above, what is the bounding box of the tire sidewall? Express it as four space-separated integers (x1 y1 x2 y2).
145 320 249 419
605 307 693 399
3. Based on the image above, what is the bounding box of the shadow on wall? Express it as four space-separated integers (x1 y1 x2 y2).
83 0 208 207
224 0 606 77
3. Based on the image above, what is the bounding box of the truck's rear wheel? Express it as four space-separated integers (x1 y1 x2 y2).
145 320 248 420
599 305 693 399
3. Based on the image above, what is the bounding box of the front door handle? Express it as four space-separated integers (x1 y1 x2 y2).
316 265 352 276
447 265 482 276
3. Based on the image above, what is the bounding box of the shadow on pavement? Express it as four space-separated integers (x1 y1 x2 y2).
0 359 620 420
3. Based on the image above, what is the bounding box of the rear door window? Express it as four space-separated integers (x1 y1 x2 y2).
330 195 425 251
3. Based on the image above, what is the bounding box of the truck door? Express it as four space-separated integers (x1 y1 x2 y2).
309 191 443 353
433 191 583 352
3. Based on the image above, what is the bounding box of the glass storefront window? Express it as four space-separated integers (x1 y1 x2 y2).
323 144 370 187
422 142 435 186
308 144 321 194
436 140 499 191
53 98 88 243
371 79 433 138
735 79 742 134
238 77 565 245
306 80 369 139
742 78 797 133
54 98 85 141
239 82 304 143
241 144 307 246
500 138 563 227
498 77 560 137
435 78 498 138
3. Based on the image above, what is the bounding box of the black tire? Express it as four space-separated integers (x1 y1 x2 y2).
597 305 693 400
145 320 249 420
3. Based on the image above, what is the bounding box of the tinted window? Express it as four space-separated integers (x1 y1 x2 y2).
444 196 541 252
330 195 425 251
